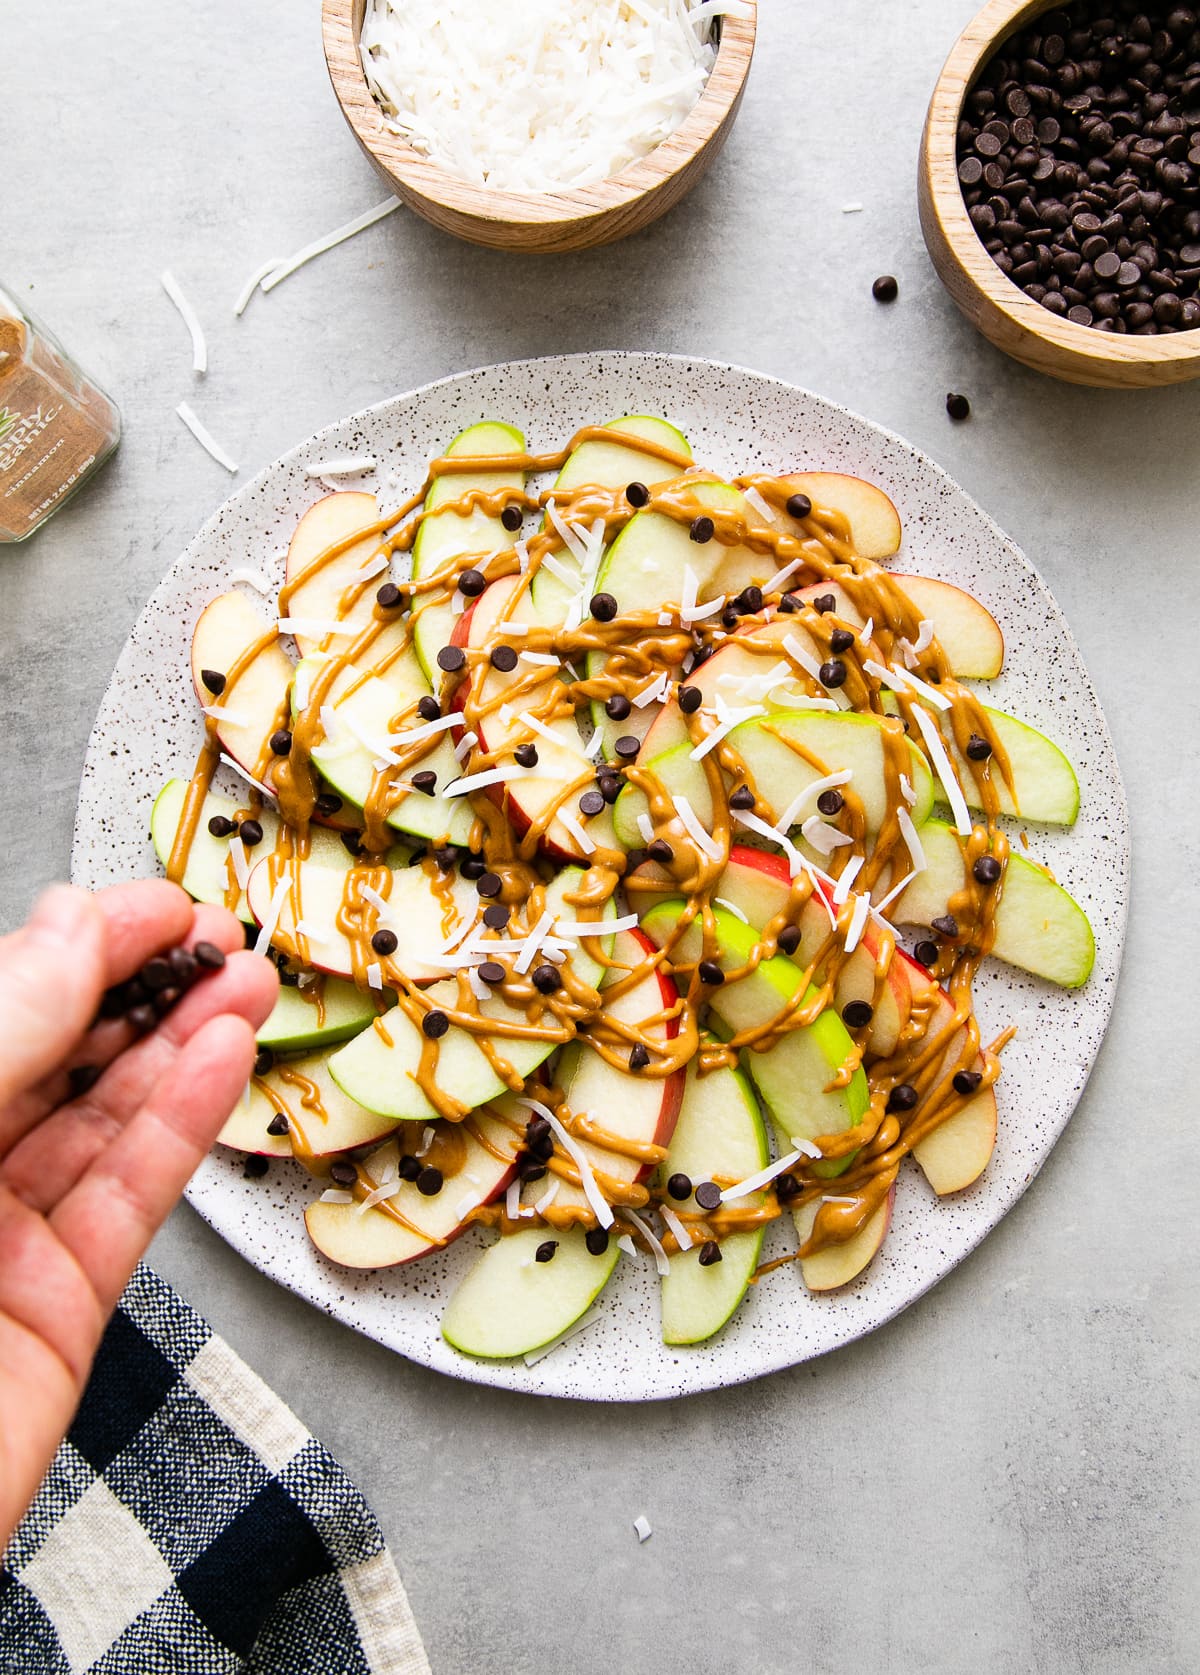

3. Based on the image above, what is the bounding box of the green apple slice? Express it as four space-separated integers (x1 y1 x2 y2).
659 1057 768 1345
614 710 934 851
151 779 278 922
219 1047 395 1157
892 818 1094 987
944 706 1079 825
637 900 869 1169
410 421 526 680
302 656 474 846
529 415 692 622
256 979 377 1053
442 1224 620 1360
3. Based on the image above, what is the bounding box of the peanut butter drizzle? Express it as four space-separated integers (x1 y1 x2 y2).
171 427 1037 1266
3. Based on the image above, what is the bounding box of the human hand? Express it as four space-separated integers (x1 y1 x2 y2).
0 881 279 1551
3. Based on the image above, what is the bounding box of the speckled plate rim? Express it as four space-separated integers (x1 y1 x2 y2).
72 351 1129 1403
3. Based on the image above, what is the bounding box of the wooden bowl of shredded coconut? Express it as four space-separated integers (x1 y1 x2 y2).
322 0 756 253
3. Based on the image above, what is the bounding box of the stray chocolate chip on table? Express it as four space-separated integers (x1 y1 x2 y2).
872 274 899 301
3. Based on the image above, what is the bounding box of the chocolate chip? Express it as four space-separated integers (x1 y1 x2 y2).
965 733 993 761
842 1000 874 1029
68 1064 102 1097
886 1083 920 1113
208 814 235 838
476 872 503 898
238 819 264 847
514 743 538 768
678 685 702 714
267 1112 290 1137
816 788 845 816
973 855 1003 885
399 1154 422 1181
410 770 438 795
811 593 836 614
519 1160 548 1184
737 585 764 614
376 582 405 609
667 1172 692 1200
628 1042 651 1071
931 914 960 939
483 903 509 929
371 928 398 955
819 658 848 689
914 939 940 968
193 941 226 970
500 503 524 532
579 790 605 817
872 274 900 300
689 515 715 544
953 1069 983 1096
434 844 458 871
590 592 618 621
200 668 226 695
698 960 725 986
829 627 855 654
340 831 363 858
437 645 466 673
698 1240 723 1267
599 774 622 804
266 725 289 755
416 1166 443 1196
243 1154 270 1178
695 1180 722 1211
478 961 505 985
127 1004 157 1034
490 645 518 672
777 593 799 613
422 1009 450 1038
626 481 650 508
586 1227 611 1254
315 791 344 816
614 735 640 760
605 695 634 725
329 1159 357 1186
416 696 441 723
946 393 971 421
776 1173 803 1205
460 854 486 879
254 1047 274 1076
786 492 812 519
535 1239 558 1263
777 924 802 956
729 785 755 810
646 838 674 864
458 568 486 597
532 964 562 995
152 985 182 1016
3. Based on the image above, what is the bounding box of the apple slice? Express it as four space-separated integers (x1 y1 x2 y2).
939 706 1079 826
792 1188 894 1290
460 575 615 861
283 491 388 660
891 818 1094 987
191 591 294 777
305 1112 523 1270
327 871 615 1121
151 779 279 922
774 472 902 560
410 421 527 679
301 655 474 847
218 1048 395 1158
908 990 998 1194
637 900 869 1167
885 575 1003 679
529 414 692 623
441 1224 620 1360
246 851 476 983
256 979 378 1053
614 710 934 852
658 1057 768 1345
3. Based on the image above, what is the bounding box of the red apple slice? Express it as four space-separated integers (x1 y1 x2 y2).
793 1185 895 1290
776 472 902 559
191 591 294 778
454 575 613 862
305 1112 523 1269
284 492 389 659
219 1050 396 1158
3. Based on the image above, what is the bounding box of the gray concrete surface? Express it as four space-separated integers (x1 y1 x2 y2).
4 2 1198 1671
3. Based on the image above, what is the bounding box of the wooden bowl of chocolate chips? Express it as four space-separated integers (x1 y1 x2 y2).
920 0 1200 387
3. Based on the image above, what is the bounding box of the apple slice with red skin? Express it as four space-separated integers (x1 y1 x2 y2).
304 1113 524 1270
191 591 294 779
218 1049 397 1159
534 927 686 1220
774 472 902 560
284 491 389 659
452 574 614 862
792 1186 895 1290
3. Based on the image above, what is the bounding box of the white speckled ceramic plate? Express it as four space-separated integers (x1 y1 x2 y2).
72 353 1128 1401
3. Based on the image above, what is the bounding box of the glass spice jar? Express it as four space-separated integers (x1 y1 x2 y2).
0 282 121 543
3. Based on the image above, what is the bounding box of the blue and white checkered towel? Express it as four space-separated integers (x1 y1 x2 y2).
0 1266 430 1675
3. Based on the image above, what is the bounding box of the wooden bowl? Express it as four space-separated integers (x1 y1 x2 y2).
918 0 1200 388
321 0 756 255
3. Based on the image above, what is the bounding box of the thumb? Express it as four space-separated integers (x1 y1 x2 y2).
0 886 105 1107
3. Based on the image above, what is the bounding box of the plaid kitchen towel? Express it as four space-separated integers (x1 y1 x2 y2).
0 1265 430 1675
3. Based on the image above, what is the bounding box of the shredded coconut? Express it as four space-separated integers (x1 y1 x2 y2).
160 270 207 374
176 403 238 473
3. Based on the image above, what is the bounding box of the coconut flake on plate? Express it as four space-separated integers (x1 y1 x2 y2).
719 1149 805 1202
